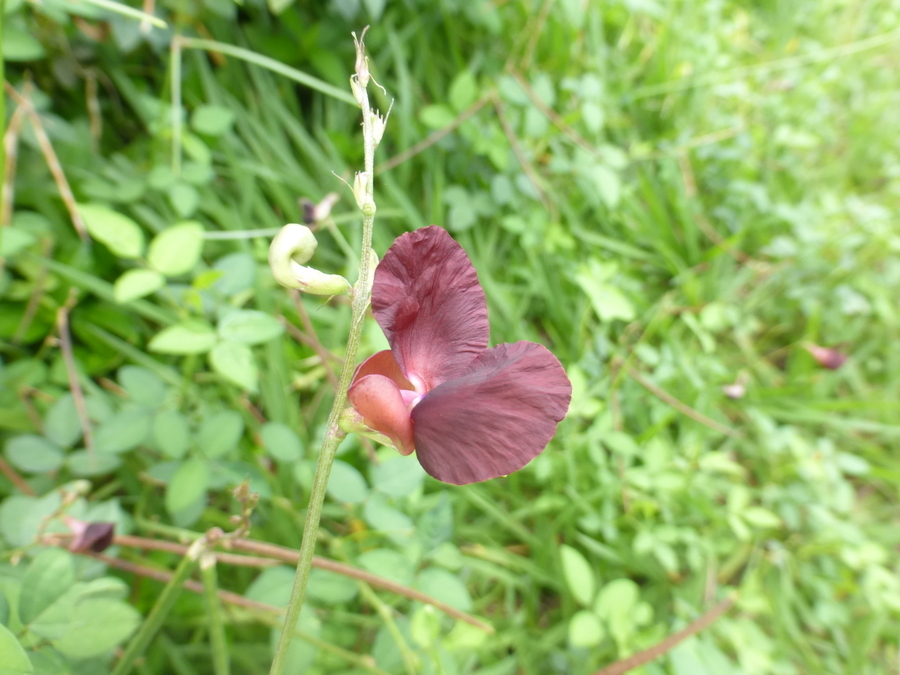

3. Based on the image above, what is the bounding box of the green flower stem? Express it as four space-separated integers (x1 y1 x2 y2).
201 553 231 675
267 33 383 675
111 538 207 675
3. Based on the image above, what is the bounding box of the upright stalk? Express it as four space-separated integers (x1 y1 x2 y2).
268 29 387 675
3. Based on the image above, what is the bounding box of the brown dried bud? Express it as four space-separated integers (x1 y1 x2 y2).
804 343 847 370
68 520 116 553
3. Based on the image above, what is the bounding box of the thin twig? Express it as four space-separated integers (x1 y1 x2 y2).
376 96 490 174
88 551 282 613
49 529 494 633
0 455 35 495
3 82 88 240
56 290 95 452
627 368 742 438
227 538 495 633
592 595 735 675
491 94 555 218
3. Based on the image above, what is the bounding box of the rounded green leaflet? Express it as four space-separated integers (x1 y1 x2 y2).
43 394 82 448
210 340 259 392
19 549 76 625
153 409 191 459
53 598 142 659
4 435 64 473
260 422 303 462
568 610 605 648
77 204 144 259
93 409 152 454
149 321 218 355
327 460 369 504
218 310 284 345
198 410 244 459
165 457 210 515
114 269 165 303
148 221 205 276
192 105 235 136
168 184 199 218
371 456 426 498
415 568 472 612
119 366 168 407
560 544 596 607
0 624 33 675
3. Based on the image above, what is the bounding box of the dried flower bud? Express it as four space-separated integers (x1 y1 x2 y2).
67 518 116 553
722 383 746 399
269 224 351 296
804 343 847 370
352 27 370 88
353 171 371 211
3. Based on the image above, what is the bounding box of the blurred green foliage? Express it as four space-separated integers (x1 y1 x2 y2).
2 0 900 673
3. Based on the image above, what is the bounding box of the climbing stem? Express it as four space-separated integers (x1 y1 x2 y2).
268 29 385 675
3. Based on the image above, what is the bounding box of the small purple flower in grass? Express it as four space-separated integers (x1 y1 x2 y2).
348 226 572 485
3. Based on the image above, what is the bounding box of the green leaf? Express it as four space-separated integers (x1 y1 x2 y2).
77 204 144 259
449 70 479 112
260 422 303 462
2 26 45 62
67 450 121 476
358 549 415 586
43 394 82 448
191 105 235 136
165 457 209 515
53 598 141 659
575 261 635 323
307 569 358 604
742 507 782 529
148 221 205 276
568 610 606 648
371 456 426 498
94 408 152 454
0 593 8 626
4 435 64 473
168 183 200 218
0 624 32 675
210 341 259 392
198 410 244 459
327 460 369 504
114 269 165 303
218 310 284 345
419 104 456 129
415 568 472 612
363 495 413 545
153 410 191 459
594 578 640 643
149 321 218 355
213 252 256 295
119 366 167 407
20 549 76 626
362 0 386 19
416 493 453 551
560 544 596 607
0 227 37 257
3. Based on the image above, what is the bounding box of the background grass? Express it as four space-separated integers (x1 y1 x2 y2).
2 0 900 673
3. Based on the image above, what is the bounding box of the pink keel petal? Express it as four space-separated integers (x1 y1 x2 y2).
411 342 572 485
351 349 415 391
348 374 416 456
373 226 489 389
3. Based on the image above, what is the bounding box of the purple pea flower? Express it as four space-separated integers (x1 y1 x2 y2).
348 226 572 485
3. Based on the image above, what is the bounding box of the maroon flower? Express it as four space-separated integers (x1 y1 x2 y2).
348 226 571 485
